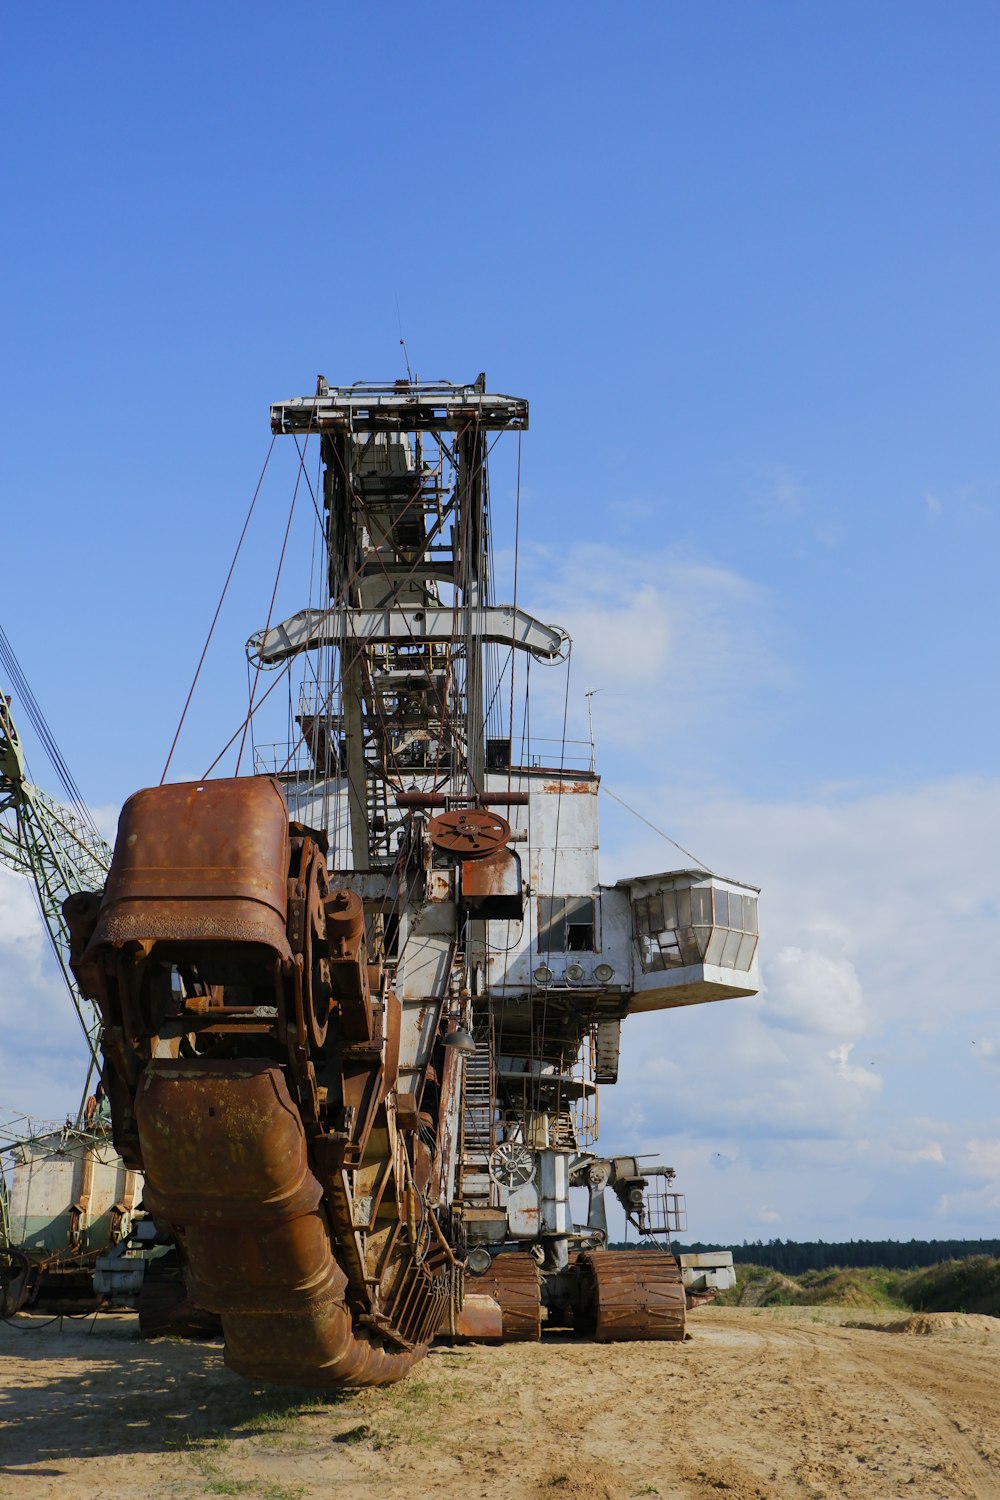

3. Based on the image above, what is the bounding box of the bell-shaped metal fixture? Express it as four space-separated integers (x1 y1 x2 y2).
467 1245 493 1275
444 1024 477 1055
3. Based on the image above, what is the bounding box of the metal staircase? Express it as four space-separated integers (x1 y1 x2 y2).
457 1023 495 1205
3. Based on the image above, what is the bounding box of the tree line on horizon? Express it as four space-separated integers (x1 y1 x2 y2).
650 1238 1000 1272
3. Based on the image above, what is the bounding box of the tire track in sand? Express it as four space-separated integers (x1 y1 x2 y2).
771 1326 830 1491
785 1323 997 1500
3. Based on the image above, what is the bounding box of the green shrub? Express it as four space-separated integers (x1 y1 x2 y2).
901 1256 1000 1316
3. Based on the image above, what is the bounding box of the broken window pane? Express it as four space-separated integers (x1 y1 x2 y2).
538 895 597 952
565 895 596 950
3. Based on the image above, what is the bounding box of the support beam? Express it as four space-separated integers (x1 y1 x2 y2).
248 606 569 667
271 384 528 435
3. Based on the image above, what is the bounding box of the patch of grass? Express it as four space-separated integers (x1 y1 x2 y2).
255 1433 316 1452
232 1406 310 1436
184 1450 305 1500
185 1452 249 1494
331 1422 372 1445
171 1385 350 1452
393 1378 431 1403
365 1376 452 1450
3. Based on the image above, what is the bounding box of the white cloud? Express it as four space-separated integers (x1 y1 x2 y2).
516 541 787 766
505 539 1000 1238
90 803 122 846
592 761 1000 1236
619 776 1000 1035
896 1141 944 1164
764 946 868 1040
828 1042 882 1092
965 1139 1000 1178
756 1207 781 1224
0 868 92 1117
0 866 46 953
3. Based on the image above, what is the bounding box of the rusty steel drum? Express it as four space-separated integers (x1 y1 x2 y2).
582 1250 686 1342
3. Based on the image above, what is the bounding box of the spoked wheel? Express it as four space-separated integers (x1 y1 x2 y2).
488 1142 535 1190
581 1250 686 1342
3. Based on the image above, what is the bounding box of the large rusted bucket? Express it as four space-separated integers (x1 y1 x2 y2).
90 777 292 958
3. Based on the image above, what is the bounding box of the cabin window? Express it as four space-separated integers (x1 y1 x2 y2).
632 890 694 971
537 895 597 952
632 886 759 973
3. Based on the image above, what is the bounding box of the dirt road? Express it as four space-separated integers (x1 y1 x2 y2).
1 1306 998 1499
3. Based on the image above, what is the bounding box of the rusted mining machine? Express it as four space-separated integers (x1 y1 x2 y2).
66 379 759 1385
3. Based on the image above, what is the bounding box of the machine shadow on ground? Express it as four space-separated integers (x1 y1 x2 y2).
0 1315 354 1475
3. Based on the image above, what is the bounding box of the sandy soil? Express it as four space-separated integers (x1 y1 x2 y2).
2 1305 999 1499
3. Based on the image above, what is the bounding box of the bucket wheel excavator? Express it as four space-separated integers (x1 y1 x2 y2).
66 379 758 1384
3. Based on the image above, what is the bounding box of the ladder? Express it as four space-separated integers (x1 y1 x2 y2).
457 1020 495 1205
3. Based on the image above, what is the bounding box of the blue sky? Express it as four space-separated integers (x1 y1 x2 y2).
2 3 999 1243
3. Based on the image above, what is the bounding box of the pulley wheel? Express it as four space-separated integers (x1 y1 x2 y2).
428 808 510 860
489 1142 535 1189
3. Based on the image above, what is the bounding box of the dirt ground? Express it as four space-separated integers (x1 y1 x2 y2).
2 1305 999 1500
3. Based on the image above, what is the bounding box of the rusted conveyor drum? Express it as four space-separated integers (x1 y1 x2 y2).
582 1250 686 1342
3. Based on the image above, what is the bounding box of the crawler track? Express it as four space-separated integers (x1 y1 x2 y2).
583 1249 686 1342
471 1253 542 1341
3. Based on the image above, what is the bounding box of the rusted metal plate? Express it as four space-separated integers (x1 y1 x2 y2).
453 1291 503 1341
460 847 523 919
91 777 292 954
583 1250 686 1342
469 1253 541 1341
323 888 379 1045
428 1044 461 1203
395 792 529 808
